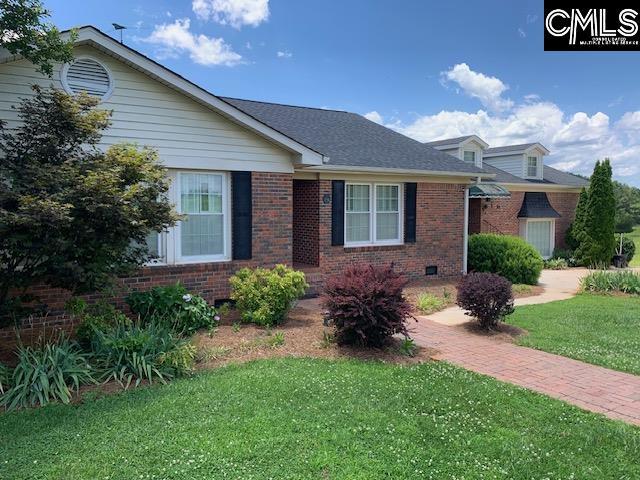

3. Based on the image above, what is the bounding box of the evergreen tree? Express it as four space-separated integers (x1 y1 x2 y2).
565 187 588 250
576 160 616 266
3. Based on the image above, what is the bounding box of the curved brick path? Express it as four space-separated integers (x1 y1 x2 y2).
411 318 640 426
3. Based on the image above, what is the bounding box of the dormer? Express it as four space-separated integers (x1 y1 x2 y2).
425 135 488 168
483 143 550 180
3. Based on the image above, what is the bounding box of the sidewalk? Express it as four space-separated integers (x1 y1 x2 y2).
427 268 589 326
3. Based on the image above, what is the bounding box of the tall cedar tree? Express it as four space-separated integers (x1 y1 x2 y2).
576 160 616 266
565 187 588 250
0 87 178 325
0 0 75 76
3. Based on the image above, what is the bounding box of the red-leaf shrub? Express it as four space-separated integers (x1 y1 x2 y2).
322 264 414 347
456 273 514 329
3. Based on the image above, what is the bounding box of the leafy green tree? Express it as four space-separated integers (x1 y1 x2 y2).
0 87 178 325
565 187 588 251
0 0 75 76
613 180 640 228
576 160 616 266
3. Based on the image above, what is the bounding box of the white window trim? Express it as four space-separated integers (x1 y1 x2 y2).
522 218 556 259
344 182 404 247
175 171 232 264
144 231 167 266
524 154 541 179
60 55 115 102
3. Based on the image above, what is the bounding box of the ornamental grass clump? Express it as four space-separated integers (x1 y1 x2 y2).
322 264 414 347
1 336 94 410
581 270 640 295
457 273 515 330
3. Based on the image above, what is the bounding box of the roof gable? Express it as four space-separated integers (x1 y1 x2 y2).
40 26 326 166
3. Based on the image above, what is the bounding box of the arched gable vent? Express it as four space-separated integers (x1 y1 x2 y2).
61 57 114 100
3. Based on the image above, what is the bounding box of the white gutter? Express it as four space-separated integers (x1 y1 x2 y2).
462 186 469 275
302 164 495 179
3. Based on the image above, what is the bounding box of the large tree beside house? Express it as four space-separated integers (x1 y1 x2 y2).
0 87 177 325
0 0 75 76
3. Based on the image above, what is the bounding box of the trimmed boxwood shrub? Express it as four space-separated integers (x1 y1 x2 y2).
457 272 515 329
468 234 543 285
322 264 413 347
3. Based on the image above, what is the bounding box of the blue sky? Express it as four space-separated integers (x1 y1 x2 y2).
47 0 640 185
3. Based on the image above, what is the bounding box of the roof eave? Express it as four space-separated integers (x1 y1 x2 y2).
56 27 326 166
302 164 494 178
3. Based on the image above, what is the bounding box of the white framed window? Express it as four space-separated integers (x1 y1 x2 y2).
523 219 555 259
463 151 476 164
175 171 230 263
526 156 539 178
144 231 166 264
345 182 403 246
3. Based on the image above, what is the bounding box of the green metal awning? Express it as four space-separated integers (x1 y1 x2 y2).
468 183 511 199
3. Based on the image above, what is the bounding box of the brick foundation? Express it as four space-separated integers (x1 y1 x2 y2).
2 172 293 338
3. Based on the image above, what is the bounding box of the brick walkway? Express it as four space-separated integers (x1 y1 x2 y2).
411 317 640 426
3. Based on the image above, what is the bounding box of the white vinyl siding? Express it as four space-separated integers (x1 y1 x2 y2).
482 154 524 177
523 219 555 259
345 182 402 246
0 45 294 173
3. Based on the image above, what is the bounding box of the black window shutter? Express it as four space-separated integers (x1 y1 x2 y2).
331 180 345 246
404 183 417 243
232 172 252 260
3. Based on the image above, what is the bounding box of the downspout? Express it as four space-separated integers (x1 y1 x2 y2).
462 186 469 275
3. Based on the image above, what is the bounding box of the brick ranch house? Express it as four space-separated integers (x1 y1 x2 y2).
0 26 586 329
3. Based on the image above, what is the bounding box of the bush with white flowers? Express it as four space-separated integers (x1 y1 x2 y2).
126 283 219 335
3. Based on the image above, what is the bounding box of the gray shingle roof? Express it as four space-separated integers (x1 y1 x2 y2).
481 163 588 187
220 97 485 174
485 143 539 155
424 136 474 147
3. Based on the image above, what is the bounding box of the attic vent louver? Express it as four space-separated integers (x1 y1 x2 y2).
62 58 113 100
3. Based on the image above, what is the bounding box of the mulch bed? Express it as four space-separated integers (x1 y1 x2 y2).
193 299 436 370
459 321 527 343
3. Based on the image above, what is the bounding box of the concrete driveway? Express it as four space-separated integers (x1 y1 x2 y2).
424 268 590 326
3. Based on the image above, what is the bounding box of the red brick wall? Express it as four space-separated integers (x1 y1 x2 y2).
468 198 482 235
2 172 293 337
292 179 320 266
478 191 580 249
316 180 465 283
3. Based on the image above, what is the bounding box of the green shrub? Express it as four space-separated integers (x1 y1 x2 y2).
230 265 308 326
415 293 448 314
1 336 94 410
91 320 193 389
468 234 544 285
544 258 568 270
615 236 636 263
581 270 640 295
0 362 12 394
126 283 218 336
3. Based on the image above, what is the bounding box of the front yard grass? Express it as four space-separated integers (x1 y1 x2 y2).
507 294 640 375
1 358 639 479
629 225 640 267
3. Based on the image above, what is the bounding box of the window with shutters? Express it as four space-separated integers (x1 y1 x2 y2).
345 182 403 246
61 57 114 101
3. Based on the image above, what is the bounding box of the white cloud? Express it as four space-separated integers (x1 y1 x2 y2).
386 65 640 185
364 111 383 124
518 28 526 38
442 63 514 112
145 19 243 66
192 0 269 28
276 50 292 58
526 14 538 24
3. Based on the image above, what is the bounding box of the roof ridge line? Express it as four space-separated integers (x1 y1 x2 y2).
221 96 351 114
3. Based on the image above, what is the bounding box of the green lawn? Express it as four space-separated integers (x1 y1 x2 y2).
1 359 639 479
508 294 640 375
629 226 640 267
